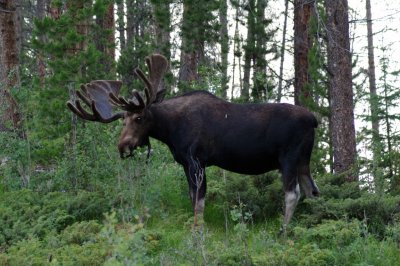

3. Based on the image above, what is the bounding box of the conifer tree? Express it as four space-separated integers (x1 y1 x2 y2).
219 0 229 99
325 0 357 181
242 0 276 101
31 0 116 161
178 0 219 93
151 0 172 59
293 0 314 106
0 0 22 132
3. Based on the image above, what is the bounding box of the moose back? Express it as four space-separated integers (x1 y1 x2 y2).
67 54 320 229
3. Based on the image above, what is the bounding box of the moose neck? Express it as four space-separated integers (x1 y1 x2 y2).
147 104 175 146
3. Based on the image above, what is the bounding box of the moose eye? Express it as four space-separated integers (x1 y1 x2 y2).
135 116 143 123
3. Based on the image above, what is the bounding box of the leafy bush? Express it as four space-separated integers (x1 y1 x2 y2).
298 173 400 237
0 190 111 249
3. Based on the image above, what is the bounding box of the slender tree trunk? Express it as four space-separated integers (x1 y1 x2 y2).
95 2 115 73
366 0 382 190
116 0 126 51
151 0 171 60
366 0 379 138
36 0 46 85
178 0 205 92
231 1 241 98
219 0 229 99
151 0 171 93
252 0 267 101
293 0 314 106
242 0 256 101
126 0 136 45
325 0 357 181
105 4 115 61
0 0 21 131
380 55 395 189
277 0 289 103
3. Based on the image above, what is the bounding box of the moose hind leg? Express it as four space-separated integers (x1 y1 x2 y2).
283 183 300 231
298 166 320 198
280 186 300 235
184 163 207 227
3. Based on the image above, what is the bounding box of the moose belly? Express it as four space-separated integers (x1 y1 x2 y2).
210 151 280 175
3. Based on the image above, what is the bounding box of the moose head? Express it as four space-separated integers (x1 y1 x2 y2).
67 54 168 159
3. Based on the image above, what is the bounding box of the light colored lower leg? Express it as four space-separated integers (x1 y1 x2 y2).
194 198 205 227
283 184 300 229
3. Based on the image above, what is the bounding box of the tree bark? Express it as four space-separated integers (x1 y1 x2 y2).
104 4 115 61
95 2 115 73
178 0 206 92
366 0 382 188
151 0 171 60
277 0 289 103
325 0 357 181
36 0 46 85
252 0 267 101
293 0 314 106
219 0 229 99
242 0 256 101
116 0 126 51
0 0 21 131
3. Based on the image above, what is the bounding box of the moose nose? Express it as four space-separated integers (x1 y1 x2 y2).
118 139 136 159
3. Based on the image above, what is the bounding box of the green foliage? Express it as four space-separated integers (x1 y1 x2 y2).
23 0 117 164
3 0 400 264
208 170 283 221
299 173 400 237
0 190 110 249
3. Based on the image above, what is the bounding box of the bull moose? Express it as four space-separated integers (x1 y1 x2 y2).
67 54 319 230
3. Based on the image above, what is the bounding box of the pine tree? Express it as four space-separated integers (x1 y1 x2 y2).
151 0 172 59
365 0 383 192
242 0 276 101
118 0 153 88
0 0 22 132
277 0 289 103
293 0 314 106
31 0 115 162
178 0 219 93
325 0 357 181
242 0 255 101
219 0 229 99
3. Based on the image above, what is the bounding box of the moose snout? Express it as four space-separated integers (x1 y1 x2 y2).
118 138 136 159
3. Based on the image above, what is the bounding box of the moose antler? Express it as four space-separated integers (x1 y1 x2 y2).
67 80 126 123
67 54 168 123
134 54 169 106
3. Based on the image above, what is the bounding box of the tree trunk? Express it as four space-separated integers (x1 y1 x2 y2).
36 0 46 85
151 0 171 60
252 0 267 101
366 0 382 190
219 0 229 99
242 0 256 101
178 0 206 92
95 2 115 73
126 0 135 45
293 0 313 106
116 0 126 51
104 4 115 61
277 0 289 103
325 0 357 181
0 0 21 131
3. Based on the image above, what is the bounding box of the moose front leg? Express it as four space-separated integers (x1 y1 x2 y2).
184 159 207 227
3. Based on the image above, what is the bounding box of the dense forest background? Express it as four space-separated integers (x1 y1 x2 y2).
1 0 400 264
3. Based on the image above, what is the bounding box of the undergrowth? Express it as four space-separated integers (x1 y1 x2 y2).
1 131 400 265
